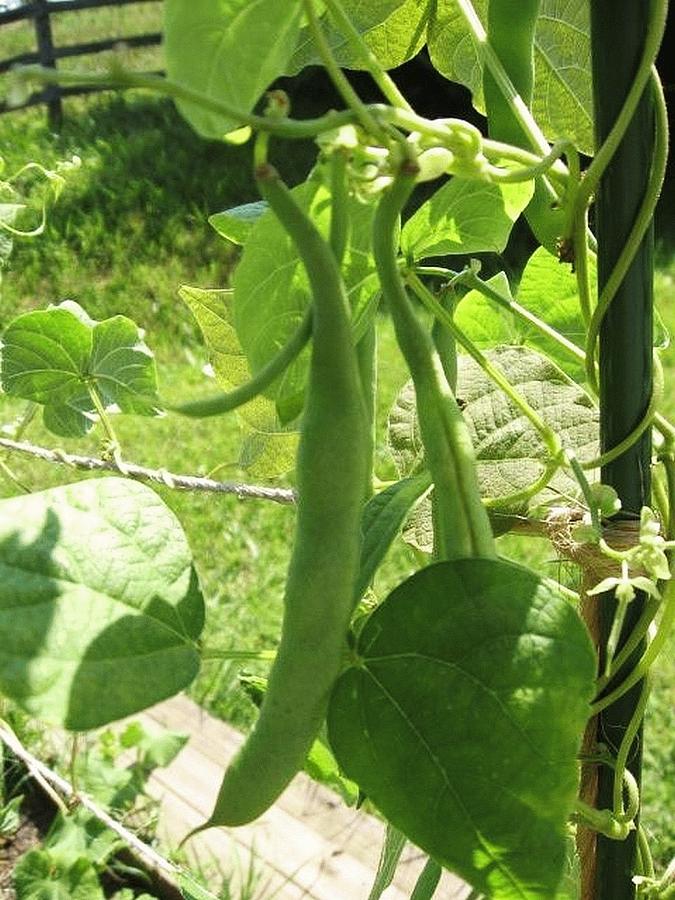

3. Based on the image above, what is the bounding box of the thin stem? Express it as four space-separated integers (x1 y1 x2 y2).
566 450 601 533
637 824 656 880
453 269 587 364
329 149 350 265
200 648 277 662
453 0 547 156
0 437 296 504
485 139 574 184
572 0 668 263
595 596 660 693
613 675 650 821
15 64 361 139
585 71 669 389
407 271 561 458
581 351 663 470
322 0 413 111
173 310 312 418
0 457 30 493
302 0 383 139
591 578 675 715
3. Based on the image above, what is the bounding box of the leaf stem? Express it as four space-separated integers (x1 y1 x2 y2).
321 0 413 111
301 0 384 139
407 271 561 459
200 648 277 662
591 578 675 715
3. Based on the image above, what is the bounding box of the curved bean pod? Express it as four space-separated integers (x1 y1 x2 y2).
206 163 369 826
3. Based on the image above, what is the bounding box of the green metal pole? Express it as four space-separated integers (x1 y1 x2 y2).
591 3 654 897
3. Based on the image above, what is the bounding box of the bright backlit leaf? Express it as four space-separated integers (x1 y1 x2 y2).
288 0 429 73
0 478 204 730
0 301 160 438
401 177 533 261
164 0 303 139
428 1 592 153
328 558 596 898
179 285 298 477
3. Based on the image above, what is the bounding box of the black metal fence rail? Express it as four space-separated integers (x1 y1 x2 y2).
0 0 162 127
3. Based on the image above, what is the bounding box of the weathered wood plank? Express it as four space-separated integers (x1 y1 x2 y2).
138 695 471 900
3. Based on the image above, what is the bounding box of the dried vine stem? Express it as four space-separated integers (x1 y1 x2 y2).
0 437 296 505
0 723 178 879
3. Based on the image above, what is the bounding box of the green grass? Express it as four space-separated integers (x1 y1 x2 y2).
1 18 674 879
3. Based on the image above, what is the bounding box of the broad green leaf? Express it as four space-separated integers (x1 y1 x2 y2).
328 558 596 899
209 201 268 246
233 179 377 419
357 474 431 600
0 478 204 730
401 177 533 261
119 720 189 768
388 346 598 550
368 824 407 900
516 247 594 383
164 0 303 140
428 1 592 153
388 381 423 477
288 0 429 73
0 301 160 438
179 285 298 477
13 852 104 900
461 345 598 504
454 271 521 348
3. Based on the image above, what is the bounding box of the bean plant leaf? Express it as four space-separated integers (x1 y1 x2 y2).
164 0 303 140
427 1 593 154
179 285 298 477
0 478 204 730
401 177 534 261
233 179 377 420
515 247 594 383
287 0 429 73
454 272 521 348
328 558 596 899
459 346 598 505
0 300 160 438
209 201 268 246
356 474 431 600
13 852 104 900
389 346 598 551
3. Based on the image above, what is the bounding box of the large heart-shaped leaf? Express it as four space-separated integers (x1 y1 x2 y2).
328 558 596 898
401 177 533 262
0 478 204 730
428 1 592 154
0 301 160 438
164 0 303 139
179 285 298 477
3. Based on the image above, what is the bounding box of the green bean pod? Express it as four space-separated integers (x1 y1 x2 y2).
206 163 369 826
171 308 312 418
483 0 564 254
373 165 494 561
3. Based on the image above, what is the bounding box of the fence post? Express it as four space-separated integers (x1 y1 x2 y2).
33 0 62 130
